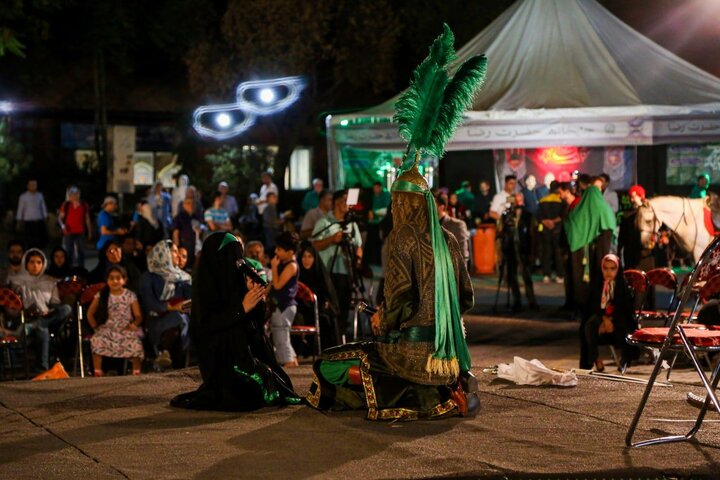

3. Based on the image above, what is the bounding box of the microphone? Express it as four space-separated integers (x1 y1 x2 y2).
236 258 268 287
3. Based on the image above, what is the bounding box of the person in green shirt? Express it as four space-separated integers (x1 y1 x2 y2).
368 181 391 223
690 173 710 199
301 178 324 213
455 180 475 211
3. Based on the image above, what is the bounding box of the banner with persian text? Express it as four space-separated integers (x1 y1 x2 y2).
666 144 720 186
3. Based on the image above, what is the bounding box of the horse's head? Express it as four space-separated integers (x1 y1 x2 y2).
636 202 659 249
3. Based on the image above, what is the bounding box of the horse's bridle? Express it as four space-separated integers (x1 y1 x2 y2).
644 197 698 256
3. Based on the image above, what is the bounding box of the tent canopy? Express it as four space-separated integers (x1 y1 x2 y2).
328 0 720 187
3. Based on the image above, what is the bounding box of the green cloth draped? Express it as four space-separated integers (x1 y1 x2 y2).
565 186 617 253
390 179 471 374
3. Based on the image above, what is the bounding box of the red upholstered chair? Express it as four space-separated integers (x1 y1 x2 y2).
291 281 321 360
640 268 679 326
624 269 649 324
73 282 106 377
0 287 29 379
626 236 720 448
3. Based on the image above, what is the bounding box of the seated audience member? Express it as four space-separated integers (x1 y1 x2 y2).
204 191 233 232
46 246 71 279
90 241 141 293
582 254 636 372
139 241 192 369
0 240 25 287
245 240 271 282
121 235 148 273
270 232 300 367
300 190 332 240
297 241 340 348
87 265 144 376
10 249 72 371
177 246 191 273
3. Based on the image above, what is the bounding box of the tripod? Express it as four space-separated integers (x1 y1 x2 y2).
328 228 373 341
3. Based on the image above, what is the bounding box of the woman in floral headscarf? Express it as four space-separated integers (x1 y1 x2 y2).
139 240 192 369
582 254 636 372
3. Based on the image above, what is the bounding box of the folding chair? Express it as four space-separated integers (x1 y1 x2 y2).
0 288 29 380
624 269 649 325
625 235 720 447
640 268 679 327
73 282 106 378
291 281 321 360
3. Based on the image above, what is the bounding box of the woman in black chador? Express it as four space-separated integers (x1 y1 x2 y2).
171 232 300 411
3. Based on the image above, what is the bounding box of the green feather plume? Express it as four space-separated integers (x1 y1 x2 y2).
393 24 488 161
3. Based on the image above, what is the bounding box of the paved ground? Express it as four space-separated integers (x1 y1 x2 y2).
2 298 720 479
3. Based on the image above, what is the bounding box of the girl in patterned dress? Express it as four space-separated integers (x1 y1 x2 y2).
88 265 144 376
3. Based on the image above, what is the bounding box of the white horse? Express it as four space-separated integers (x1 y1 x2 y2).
636 196 717 263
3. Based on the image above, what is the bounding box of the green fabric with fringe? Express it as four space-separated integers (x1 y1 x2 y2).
391 179 471 375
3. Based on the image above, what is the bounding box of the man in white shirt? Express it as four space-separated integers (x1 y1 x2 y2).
256 171 279 215
488 175 518 221
16 179 48 249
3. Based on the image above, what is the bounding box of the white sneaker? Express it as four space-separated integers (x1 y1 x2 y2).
543 276 550 284
155 350 172 369
555 277 564 284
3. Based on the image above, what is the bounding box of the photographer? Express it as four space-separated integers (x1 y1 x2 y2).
498 193 538 311
311 190 363 339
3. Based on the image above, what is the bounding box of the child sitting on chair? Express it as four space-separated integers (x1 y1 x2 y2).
88 265 144 376
583 254 636 372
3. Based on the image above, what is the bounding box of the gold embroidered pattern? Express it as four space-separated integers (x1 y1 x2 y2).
306 371 322 408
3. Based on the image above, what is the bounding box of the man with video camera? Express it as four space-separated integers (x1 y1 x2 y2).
312 189 363 341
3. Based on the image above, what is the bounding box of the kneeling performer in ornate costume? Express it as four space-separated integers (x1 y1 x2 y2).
307 24 487 420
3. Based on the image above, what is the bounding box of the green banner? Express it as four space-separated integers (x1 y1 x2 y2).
340 147 402 188
667 144 720 186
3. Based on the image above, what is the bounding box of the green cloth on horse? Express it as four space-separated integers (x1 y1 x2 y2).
565 185 616 252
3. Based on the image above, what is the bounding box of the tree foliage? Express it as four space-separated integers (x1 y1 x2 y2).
0 119 31 180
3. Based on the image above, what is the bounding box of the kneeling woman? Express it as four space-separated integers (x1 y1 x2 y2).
171 232 300 411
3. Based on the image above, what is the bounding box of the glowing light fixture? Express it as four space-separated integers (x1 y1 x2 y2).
340 119 349 126
0 101 12 114
215 113 232 128
193 76 305 140
259 88 275 104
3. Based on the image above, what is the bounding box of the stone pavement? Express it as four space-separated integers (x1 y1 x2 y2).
2 312 720 479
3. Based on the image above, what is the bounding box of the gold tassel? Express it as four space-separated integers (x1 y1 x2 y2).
425 355 459 377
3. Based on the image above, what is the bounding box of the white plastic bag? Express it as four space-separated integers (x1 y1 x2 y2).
496 356 577 387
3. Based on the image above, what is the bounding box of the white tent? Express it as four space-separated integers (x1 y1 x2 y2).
327 0 720 188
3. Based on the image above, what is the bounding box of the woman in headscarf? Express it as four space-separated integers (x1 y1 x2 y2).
297 241 341 348
582 254 636 372
139 240 192 369
171 232 299 411
89 240 141 292
46 245 71 279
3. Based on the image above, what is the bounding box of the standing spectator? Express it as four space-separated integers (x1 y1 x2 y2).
59 186 92 268
134 201 164 249
690 173 710 199
537 182 565 283
300 190 332 240
437 194 470 264
600 173 619 214
369 181 391 222
618 185 655 272
0 240 24 286
10 249 73 371
238 193 261 241
312 190 362 339
301 178 324 213
472 179 493 224
97 196 128 252
147 181 172 237
455 180 475 211
521 174 541 216
173 197 204 268
171 174 189 218
263 192 281 251
256 171 279 215
16 179 48 249
489 175 518 221
269 231 300 367
183 185 204 217
204 192 233 233
218 181 239 220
